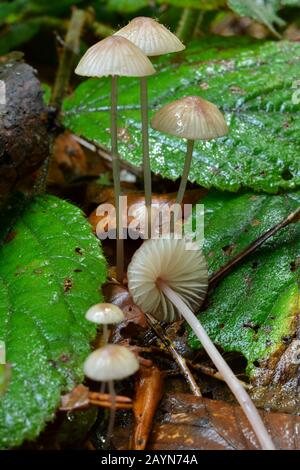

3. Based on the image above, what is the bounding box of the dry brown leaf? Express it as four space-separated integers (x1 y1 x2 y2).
48 131 87 184
112 393 300 450
131 366 164 450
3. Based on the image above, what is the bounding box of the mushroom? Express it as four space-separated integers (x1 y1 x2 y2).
151 96 228 209
75 36 155 280
127 238 275 450
84 344 139 447
115 17 185 234
85 303 125 344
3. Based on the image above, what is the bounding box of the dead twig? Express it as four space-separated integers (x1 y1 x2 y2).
50 7 87 109
72 134 143 178
209 206 300 289
188 361 251 390
146 313 202 397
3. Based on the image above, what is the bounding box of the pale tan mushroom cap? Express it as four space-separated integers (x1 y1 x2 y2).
115 17 185 56
85 303 124 325
75 35 155 77
84 344 139 381
151 96 228 140
127 238 208 322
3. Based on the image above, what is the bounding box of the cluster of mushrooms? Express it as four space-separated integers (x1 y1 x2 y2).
76 17 275 450
84 302 139 445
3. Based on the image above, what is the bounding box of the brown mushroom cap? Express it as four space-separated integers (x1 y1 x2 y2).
75 35 155 78
115 16 185 57
151 96 228 140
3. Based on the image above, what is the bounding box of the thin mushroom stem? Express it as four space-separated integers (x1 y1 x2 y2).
157 279 275 451
111 75 124 282
176 139 194 206
102 324 109 345
106 380 116 449
140 76 152 237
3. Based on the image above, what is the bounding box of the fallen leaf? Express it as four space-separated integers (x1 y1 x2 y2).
112 393 300 450
48 131 87 184
131 366 164 450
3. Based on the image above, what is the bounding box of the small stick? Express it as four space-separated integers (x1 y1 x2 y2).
89 400 132 410
188 361 251 390
50 8 86 109
146 313 202 397
209 206 300 289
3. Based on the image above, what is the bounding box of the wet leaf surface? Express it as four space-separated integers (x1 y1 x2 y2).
63 37 300 193
0 195 107 449
147 393 300 450
188 190 300 387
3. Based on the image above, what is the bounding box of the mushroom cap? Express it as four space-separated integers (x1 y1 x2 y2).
75 35 155 78
85 303 124 325
151 96 228 140
127 238 208 322
83 344 139 381
115 16 185 57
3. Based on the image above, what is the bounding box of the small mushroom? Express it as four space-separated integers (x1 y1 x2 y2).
84 344 139 447
127 238 275 450
85 303 125 344
115 17 185 233
75 36 155 280
151 96 228 208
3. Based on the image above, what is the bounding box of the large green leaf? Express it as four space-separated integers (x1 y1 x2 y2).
157 0 226 8
228 0 285 37
187 190 300 377
0 195 107 449
107 0 148 13
63 37 300 193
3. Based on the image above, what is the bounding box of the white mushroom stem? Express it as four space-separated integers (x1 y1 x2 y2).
176 139 194 205
140 76 152 237
157 279 275 451
102 324 109 345
111 75 124 281
106 380 116 449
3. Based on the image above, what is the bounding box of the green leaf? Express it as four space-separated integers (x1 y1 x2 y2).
0 19 42 55
187 190 300 377
157 0 226 9
0 195 107 449
63 37 300 193
228 0 285 37
107 0 148 13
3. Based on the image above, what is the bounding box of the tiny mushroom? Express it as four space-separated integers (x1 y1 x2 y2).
75 36 155 281
115 17 185 234
127 238 275 450
85 303 125 344
84 344 139 447
151 96 228 208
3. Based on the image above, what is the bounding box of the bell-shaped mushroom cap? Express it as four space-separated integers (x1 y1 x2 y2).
75 35 155 78
115 17 185 57
127 238 208 322
84 344 139 381
151 96 228 140
85 303 124 325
